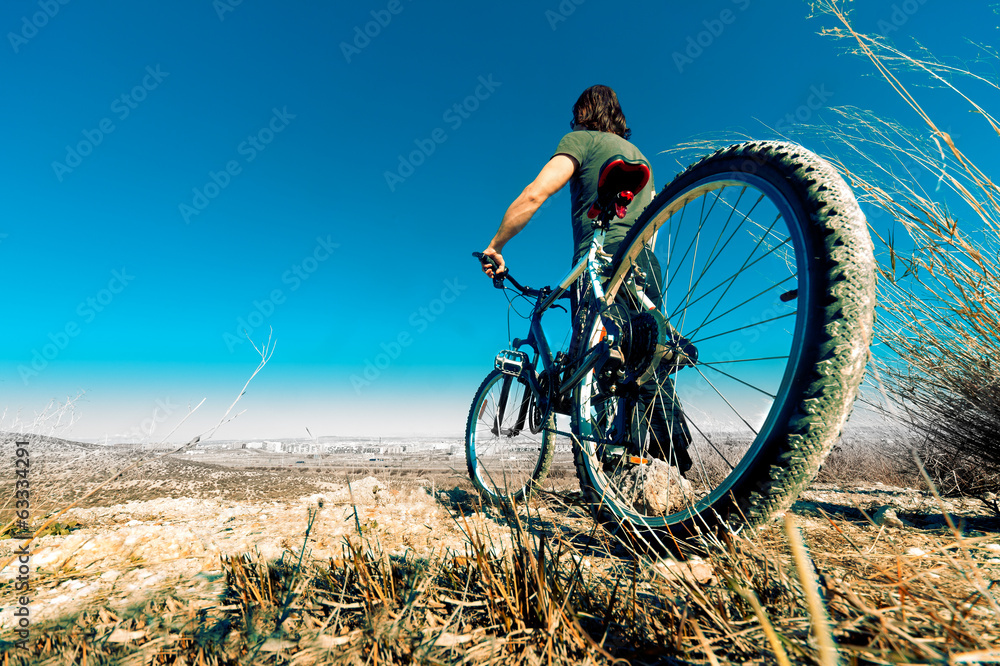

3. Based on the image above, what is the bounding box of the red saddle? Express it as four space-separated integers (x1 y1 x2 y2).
587 156 651 221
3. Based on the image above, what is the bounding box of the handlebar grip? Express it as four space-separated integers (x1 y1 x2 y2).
472 252 507 289
472 251 497 269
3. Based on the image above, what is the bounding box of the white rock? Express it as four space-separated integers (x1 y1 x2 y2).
872 506 909 529
614 459 691 515
32 548 60 569
299 493 328 505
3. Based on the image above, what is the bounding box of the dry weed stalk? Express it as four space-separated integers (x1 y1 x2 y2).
805 1 1000 506
0 332 275 573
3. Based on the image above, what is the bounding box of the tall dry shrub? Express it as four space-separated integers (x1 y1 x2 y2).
808 1 1000 508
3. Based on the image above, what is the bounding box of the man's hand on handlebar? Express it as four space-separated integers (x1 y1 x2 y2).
479 247 507 279
473 250 542 296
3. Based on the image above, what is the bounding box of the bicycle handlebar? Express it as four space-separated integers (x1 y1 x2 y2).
472 252 539 296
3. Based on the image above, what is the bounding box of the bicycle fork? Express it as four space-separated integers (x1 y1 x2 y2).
486 347 543 437
486 374 536 437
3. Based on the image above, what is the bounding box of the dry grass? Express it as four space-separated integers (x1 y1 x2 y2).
4 483 1000 665
1 420 997 664
804 1 1000 508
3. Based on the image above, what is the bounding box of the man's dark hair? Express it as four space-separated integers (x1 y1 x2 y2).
571 85 631 140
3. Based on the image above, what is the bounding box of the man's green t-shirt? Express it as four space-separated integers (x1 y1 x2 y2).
553 130 655 263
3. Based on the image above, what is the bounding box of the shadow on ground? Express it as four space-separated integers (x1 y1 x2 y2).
793 498 1000 534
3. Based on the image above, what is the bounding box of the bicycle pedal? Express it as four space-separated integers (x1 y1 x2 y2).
495 349 528 377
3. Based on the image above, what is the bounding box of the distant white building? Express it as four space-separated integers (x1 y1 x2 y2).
246 442 264 449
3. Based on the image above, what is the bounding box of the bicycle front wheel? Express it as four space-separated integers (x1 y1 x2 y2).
572 141 875 548
466 369 555 507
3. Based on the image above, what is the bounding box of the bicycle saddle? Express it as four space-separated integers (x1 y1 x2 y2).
587 155 651 221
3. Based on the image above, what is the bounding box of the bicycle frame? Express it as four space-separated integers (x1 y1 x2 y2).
492 225 657 437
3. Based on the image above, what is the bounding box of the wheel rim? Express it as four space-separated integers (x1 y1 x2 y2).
576 171 813 531
468 372 549 503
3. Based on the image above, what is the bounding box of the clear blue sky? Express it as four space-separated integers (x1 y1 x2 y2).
2 1 996 442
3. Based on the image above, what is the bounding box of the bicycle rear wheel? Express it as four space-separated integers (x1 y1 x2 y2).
466 369 555 507
572 141 875 549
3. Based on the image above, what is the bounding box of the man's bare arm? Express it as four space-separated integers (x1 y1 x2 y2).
480 154 577 276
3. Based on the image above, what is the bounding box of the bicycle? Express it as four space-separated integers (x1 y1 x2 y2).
465 141 875 550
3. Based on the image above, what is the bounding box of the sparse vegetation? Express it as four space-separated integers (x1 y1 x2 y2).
3 480 999 665
806 1 1000 509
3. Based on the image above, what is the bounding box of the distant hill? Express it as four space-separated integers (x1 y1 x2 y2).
0 432 105 450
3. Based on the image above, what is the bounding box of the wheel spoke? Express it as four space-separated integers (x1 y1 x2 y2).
692 366 759 435
668 187 757 300
683 410 738 473
697 355 790 365
666 234 792 322
682 273 797 342
670 213 787 324
466 372 554 506
689 310 796 345
699 363 778 400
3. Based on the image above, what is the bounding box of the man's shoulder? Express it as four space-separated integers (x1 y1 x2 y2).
555 131 650 170
588 132 649 167
555 130 595 148
595 131 645 153
553 130 596 161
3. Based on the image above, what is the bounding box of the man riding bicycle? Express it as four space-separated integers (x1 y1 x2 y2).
478 84 693 473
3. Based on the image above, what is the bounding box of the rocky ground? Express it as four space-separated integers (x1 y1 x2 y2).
2 436 999 637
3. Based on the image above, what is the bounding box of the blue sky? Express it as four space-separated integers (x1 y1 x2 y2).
2 1 996 442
